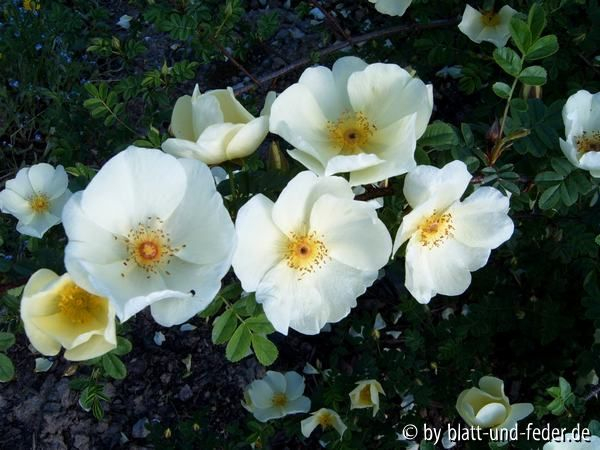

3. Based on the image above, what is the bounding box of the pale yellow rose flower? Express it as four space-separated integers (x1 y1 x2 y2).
21 269 117 361
456 376 533 430
349 379 385 416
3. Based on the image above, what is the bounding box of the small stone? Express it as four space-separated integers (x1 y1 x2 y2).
132 418 150 439
178 384 193 402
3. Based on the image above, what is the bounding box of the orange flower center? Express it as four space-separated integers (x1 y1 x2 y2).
328 111 377 155
29 194 50 213
480 11 501 27
418 212 454 248
576 131 600 155
285 231 329 277
58 282 107 325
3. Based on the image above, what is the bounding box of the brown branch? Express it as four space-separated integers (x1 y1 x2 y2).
308 0 353 47
356 186 395 201
234 17 460 96
209 37 262 88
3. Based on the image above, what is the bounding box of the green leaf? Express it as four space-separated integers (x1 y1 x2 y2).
102 353 127 380
111 337 132 356
509 17 532 55
418 121 459 149
0 353 15 382
539 184 560 209
528 3 546 41
493 47 522 77
560 180 578 206
198 296 224 318
526 35 558 60
0 332 16 352
519 66 547 86
251 334 279 366
535 171 564 183
245 314 275 334
492 82 512 99
551 157 575 177
211 309 238 345
225 324 252 363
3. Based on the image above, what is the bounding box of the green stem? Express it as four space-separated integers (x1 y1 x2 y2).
221 297 246 325
498 76 519 140
97 97 137 135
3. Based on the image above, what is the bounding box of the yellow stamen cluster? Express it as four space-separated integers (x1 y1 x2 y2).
358 385 372 404
58 282 107 325
271 393 288 407
418 212 454 249
576 131 600 155
317 411 334 429
120 217 183 278
285 231 329 277
480 11 501 27
327 111 377 155
29 194 50 213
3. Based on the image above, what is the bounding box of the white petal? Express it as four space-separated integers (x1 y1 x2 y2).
165 158 235 267
347 63 432 132
209 88 254 123
226 116 270 160
80 147 187 235
162 138 205 160
332 56 368 105
194 123 244 164
248 379 275 409
257 259 376 335
285 396 311 414
324 153 385 176
298 66 346 119
271 171 353 236
287 149 326 176
28 164 68 199
269 84 336 160
17 212 60 238
0 188 31 217
264 370 287 393
64 334 116 361
170 94 195 140
507 403 534 422
191 90 224 137
348 114 418 186
579 151 600 172
232 194 286 292
458 4 485 43
479 376 507 400
404 237 490 303
253 406 282 422
260 91 277 116
63 192 128 266
476 23 510 48
284 371 306 400
474 402 507 427
300 415 320 438
373 0 412 16
309 195 392 270
560 138 581 168
449 187 514 249
150 294 215 327
403 160 472 208
4 167 34 198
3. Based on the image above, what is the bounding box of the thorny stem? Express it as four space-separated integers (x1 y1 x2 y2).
584 384 600 402
209 36 262 87
489 76 519 165
234 17 460 96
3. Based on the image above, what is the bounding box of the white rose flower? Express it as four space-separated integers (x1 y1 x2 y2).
162 85 275 165
458 4 517 48
21 269 117 361
543 433 600 450
456 376 533 431
62 146 235 327
0 163 72 238
348 379 385 416
393 160 514 304
560 90 600 177
368 0 412 17
269 56 433 186
242 370 311 422
232 171 392 335
301 408 347 438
